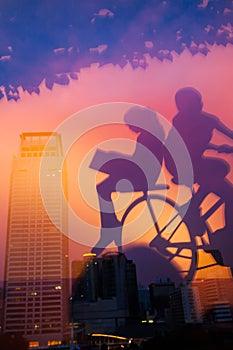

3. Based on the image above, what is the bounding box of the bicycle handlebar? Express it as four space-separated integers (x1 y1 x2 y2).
149 184 170 191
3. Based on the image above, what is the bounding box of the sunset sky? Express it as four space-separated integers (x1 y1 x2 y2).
1 1 233 286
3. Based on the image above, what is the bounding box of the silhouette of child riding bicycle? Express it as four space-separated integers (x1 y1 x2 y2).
90 87 233 281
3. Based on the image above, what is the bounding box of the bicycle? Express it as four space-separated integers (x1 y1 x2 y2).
117 144 233 282
118 182 226 283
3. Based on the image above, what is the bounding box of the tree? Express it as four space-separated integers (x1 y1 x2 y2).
0 0 233 101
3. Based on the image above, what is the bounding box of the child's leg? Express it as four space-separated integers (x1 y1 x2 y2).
91 178 122 255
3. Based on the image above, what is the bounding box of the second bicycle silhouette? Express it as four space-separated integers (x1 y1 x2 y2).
90 90 233 282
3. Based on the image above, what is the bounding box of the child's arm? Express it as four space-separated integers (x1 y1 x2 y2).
215 118 233 140
89 149 127 170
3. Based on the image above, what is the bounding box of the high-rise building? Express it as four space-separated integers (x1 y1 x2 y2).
137 284 151 318
170 263 233 327
72 252 139 334
3 132 69 347
149 278 175 320
0 287 3 332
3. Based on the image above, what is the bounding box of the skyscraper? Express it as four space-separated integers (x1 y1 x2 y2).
149 278 175 320
3 132 69 347
72 252 139 334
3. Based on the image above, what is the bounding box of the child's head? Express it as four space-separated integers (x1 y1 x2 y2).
175 87 203 113
124 105 165 141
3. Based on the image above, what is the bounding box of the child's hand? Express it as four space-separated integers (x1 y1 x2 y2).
217 144 233 153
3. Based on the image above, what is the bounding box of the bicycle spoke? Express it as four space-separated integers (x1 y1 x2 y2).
162 216 183 242
146 197 160 233
202 198 224 222
147 197 183 242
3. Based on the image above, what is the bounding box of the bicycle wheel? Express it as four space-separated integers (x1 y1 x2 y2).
121 193 197 282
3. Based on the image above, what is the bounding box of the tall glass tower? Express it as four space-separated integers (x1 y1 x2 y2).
3 132 69 347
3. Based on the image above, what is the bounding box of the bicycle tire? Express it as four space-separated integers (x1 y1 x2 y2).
121 193 197 282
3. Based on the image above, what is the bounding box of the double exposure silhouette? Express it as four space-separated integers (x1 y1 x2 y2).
164 87 233 264
90 90 233 278
90 106 165 255
90 93 233 278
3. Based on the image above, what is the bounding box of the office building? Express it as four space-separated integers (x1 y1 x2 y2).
0 287 3 332
72 252 139 334
137 284 151 318
170 263 233 327
3 132 69 347
149 278 175 321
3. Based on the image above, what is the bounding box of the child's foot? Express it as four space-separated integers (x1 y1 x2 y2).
91 222 122 256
